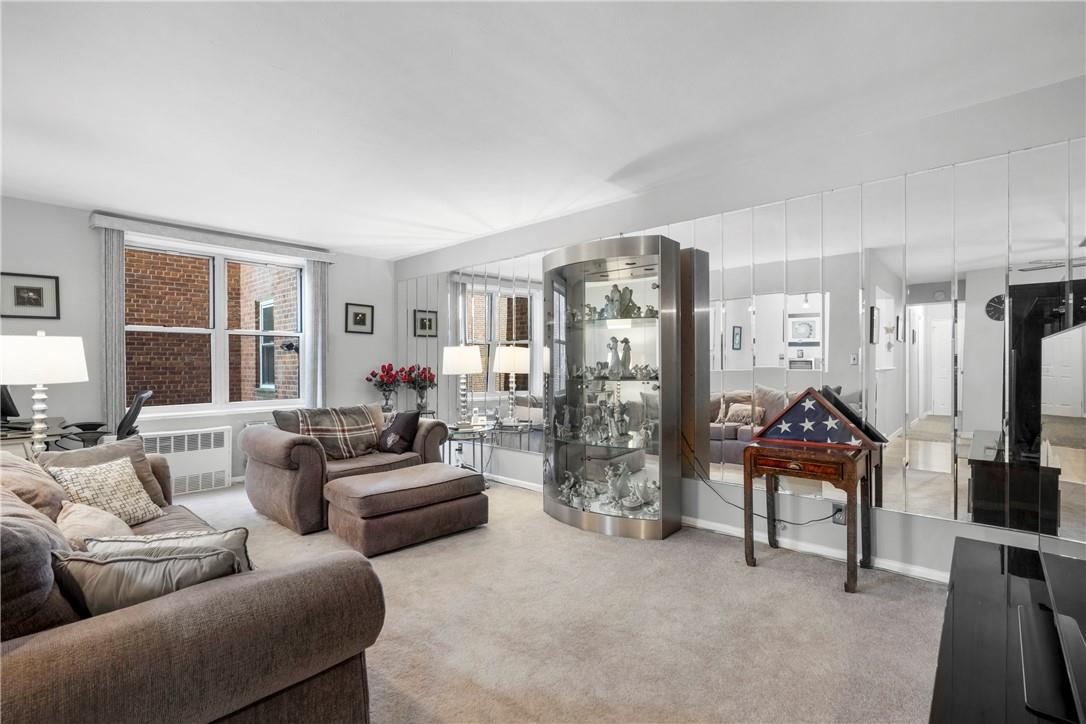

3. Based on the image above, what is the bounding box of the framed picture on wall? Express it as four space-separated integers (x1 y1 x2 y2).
414 309 438 338
894 315 905 343
345 303 374 334
868 305 880 344
731 325 742 350
1 273 59 319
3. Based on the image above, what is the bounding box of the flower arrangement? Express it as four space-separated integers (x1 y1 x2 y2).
402 365 437 392
366 363 404 411
402 365 438 411
365 363 403 394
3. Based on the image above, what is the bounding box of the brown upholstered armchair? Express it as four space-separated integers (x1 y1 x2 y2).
238 407 449 534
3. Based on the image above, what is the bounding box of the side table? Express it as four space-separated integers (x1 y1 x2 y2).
743 441 877 593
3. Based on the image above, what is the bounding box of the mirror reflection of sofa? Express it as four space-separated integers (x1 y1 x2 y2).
707 384 848 465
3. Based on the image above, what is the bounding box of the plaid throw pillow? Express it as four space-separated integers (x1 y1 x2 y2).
295 406 379 460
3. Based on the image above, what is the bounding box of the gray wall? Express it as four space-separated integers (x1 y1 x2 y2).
0 195 397 476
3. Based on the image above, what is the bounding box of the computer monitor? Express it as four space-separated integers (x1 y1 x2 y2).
1 385 20 423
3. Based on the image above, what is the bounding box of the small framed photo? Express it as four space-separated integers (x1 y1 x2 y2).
414 309 438 338
868 306 880 344
345 303 374 334
731 325 742 350
894 315 905 343
1 273 59 319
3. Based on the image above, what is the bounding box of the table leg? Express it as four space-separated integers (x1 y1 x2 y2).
860 471 872 569
744 467 756 567
874 457 883 508
845 486 858 593
765 474 779 549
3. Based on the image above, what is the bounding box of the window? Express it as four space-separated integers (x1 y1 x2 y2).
124 242 303 410
461 288 531 393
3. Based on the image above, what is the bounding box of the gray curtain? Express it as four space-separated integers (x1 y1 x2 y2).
102 228 126 429
303 260 330 407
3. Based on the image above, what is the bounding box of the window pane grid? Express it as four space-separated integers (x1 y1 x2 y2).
124 244 304 408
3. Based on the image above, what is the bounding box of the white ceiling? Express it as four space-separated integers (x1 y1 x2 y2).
3 2 1084 260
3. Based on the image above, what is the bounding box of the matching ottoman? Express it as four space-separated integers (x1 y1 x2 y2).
324 462 488 556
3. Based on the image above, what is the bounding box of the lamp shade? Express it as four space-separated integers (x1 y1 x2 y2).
493 345 530 374
442 345 482 375
1 332 89 384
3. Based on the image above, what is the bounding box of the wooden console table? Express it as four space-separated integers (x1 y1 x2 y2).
743 441 880 593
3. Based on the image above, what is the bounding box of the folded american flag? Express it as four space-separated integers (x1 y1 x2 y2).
754 387 874 448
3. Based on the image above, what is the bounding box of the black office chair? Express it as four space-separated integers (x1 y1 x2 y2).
55 390 154 450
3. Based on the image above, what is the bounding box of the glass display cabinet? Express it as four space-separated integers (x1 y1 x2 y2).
542 236 681 539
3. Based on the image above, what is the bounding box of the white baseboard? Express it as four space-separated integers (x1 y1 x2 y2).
231 475 245 484
680 515 949 584
486 473 543 492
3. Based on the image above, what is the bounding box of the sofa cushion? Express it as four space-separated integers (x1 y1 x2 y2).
325 462 486 518
130 505 214 536
722 422 742 440
1 489 80 641
639 392 660 421
737 425 758 443
48 457 164 526
724 403 765 425
378 411 420 454
0 451 68 520
754 384 790 422
87 527 252 572
39 437 167 509
325 452 421 481
56 501 133 549
52 545 240 617
715 389 754 423
709 423 725 442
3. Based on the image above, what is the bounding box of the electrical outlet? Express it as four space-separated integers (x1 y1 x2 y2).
831 503 847 525
849 353 858 365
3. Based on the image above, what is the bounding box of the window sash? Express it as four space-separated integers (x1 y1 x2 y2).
123 241 305 412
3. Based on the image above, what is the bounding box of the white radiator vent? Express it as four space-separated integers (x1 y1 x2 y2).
141 427 232 496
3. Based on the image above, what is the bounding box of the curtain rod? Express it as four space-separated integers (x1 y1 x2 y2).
89 211 335 263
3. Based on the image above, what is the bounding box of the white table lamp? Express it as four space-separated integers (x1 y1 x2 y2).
442 345 482 424
1 331 89 456
493 345 529 425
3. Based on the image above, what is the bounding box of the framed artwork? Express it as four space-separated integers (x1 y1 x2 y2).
788 316 821 344
894 315 905 343
414 309 438 338
731 325 742 350
868 305 880 344
1 273 59 319
345 303 374 334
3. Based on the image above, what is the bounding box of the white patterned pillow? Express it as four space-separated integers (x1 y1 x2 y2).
49 457 164 526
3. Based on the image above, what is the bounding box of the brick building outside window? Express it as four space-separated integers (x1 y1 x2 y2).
124 240 303 409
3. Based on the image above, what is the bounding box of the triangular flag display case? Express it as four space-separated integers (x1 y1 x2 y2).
753 386 887 450
744 386 886 593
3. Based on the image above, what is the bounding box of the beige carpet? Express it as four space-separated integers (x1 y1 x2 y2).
186 483 946 723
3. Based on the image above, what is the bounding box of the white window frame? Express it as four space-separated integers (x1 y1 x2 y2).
257 299 276 390
123 234 305 417
461 285 534 394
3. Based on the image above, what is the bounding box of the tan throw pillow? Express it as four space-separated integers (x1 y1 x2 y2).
56 501 133 550
87 528 253 572
715 390 754 424
0 451 68 521
724 403 765 426
52 546 240 616
49 458 163 526
39 437 167 508
714 396 729 424
294 405 381 460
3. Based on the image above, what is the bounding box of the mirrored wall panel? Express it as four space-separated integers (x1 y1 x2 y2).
396 137 1084 553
